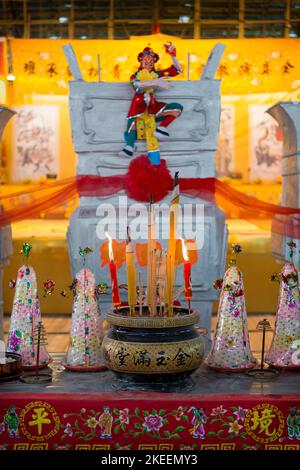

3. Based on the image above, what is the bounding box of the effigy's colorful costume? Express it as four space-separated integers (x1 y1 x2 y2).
120 46 183 164
266 263 300 369
205 265 257 372
6 265 51 368
63 267 104 370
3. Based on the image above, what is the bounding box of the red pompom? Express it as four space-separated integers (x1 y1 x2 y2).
125 155 173 203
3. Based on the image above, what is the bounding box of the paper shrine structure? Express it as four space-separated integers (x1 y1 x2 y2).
0 107 14 340
63 43 228 334
269 102 300 268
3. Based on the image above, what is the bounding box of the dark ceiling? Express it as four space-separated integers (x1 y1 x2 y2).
0 1 299 39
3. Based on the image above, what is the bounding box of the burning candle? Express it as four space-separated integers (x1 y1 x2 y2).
181 238 192 307
126 227 137 316
106 232 121 307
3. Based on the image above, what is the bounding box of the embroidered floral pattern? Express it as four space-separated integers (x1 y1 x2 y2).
119 408 129 425
143 414 163 432
207 406 248 440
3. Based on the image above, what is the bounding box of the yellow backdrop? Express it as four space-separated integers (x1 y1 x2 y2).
1 35 296 314
1 36 299 185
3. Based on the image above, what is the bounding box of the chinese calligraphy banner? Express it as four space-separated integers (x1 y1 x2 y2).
3 37 300 96
0 393 299 450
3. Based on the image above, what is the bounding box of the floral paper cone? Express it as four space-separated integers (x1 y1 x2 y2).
7 265 51 368
205 265 257 371
63 268 104 370
266 263 300 369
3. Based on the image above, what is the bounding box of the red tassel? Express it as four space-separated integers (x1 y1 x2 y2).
126 155 173 202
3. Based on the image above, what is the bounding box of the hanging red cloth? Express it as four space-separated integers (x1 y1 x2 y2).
0 155 300 239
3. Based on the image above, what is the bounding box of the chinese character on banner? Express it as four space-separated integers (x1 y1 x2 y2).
24 61 35 74
29 407 51 435
262 61 270 75
113 64 121 80
218 63 229 77
46 63 58 77
88 66 98 77
0 41 4 75
244 404 284 444
282 60 294 74
19 400 60 442
239 61 251 75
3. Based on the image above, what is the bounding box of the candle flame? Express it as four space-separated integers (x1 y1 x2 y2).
180 238 189 262
105 232 114 262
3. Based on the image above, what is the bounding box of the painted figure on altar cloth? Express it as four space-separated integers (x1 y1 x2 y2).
188 407 208 439
287 407 300 440
119 42 183 164
98 406 113 438
4 406 19 438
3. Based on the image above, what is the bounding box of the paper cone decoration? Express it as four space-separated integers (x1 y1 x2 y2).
266 263 300 369
205 265 257 371
63 268 104 370
7 265 51 368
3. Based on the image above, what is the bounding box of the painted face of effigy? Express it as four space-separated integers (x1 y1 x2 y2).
141 55 155 71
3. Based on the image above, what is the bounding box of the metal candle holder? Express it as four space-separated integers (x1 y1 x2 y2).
20 322 52 384
246 319 279 380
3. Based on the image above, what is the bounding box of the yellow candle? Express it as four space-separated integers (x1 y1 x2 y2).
147 196 157 316
126 228 137 316
138 271 143 317
165 173 180 316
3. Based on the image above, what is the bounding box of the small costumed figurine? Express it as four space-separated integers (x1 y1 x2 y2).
6 243 51 368
266 241 300 369
63 247 107 371
205 245 257 372
119 42 183 164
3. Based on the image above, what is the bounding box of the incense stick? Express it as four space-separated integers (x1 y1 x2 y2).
152 248 157 316
173 264 178 315
138 271 143 317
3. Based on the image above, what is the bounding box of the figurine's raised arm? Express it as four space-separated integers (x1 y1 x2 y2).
164 41 182 74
